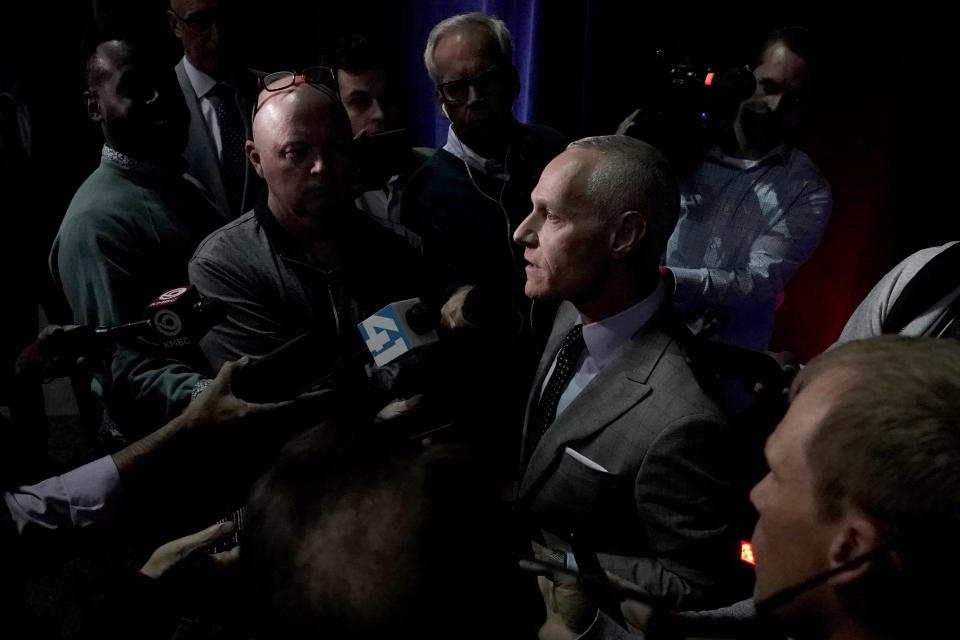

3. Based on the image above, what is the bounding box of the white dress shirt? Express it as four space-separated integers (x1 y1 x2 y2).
181 56 224 160
3 456 122 533
442 124 510 180
541 281 665 418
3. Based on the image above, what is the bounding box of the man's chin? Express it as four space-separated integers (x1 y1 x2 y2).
524 284 557 301
297 196 353 223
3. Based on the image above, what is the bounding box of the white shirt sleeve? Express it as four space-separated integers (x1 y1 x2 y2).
2 456 123 534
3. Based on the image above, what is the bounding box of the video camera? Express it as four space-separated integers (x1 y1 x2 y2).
621 52 756 171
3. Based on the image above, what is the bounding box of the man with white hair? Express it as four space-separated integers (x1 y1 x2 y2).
402 11 566 330
401 13 568 458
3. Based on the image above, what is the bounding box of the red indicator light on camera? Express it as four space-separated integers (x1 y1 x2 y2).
704 72 715 86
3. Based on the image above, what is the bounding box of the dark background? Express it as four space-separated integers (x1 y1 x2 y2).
2 2 955 635
4 1 956 360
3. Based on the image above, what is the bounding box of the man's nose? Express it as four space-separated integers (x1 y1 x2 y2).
766 93 783 113
748 474 767 510
309 154 326 174
513 211 539 245
466 82 484 106
369 100 385 124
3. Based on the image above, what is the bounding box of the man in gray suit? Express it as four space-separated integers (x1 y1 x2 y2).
513 136 748 616
167 0 260 219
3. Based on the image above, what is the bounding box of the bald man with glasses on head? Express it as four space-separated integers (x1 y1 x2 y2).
188 76 436 412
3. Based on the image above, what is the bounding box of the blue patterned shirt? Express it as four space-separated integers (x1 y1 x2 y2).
666 144 832 351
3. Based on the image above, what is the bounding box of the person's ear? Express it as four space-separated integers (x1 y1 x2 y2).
166 10 183 38
245 140 264 178
434 88 452 119
826 515 884 587
609 210 646 259
83 91 102 122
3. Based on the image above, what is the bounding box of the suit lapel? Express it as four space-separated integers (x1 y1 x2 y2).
519 315 674 499
176 60 231 220
520 302 579 464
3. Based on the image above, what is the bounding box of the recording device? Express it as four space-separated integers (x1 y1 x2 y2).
210 505 246 554
229 330 357 403
24 286 223 370
622 52 757 170
230 298 439 403
353 127 413 190
141 285 225 350
358 298 440 367
231 290 519 408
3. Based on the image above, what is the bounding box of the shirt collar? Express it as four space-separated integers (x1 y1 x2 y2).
442 124 509 180
706 142 789 169
182 55 218 99
101 145 183 178
578 280 665 370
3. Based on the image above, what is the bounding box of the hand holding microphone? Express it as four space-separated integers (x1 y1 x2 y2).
14 286 224 382
440 285 477 330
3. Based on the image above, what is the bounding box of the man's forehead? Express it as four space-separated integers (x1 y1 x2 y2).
95 40 131 67
434 27 499 74
172 0 216 16
776 367 850 461
338 68 386 93
757 42 809 86
254 87 347 137
90 40 137 85
536 149 595 202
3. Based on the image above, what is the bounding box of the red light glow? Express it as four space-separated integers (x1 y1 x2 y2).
741 541 755 565
704 72 715 86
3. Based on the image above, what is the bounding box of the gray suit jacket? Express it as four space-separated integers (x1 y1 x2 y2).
520 301 746 610
175 59 260 220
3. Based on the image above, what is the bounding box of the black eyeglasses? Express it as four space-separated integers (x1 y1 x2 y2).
252 67 339 119
436 67 510 105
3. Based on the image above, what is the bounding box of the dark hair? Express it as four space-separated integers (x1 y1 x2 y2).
80 18 165 89
243 424 506 640
322 33 388 76
797 336 960 627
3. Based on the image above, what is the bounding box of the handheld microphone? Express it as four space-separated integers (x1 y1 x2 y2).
230 298 440 403
27 286 223 362
143 285 226 350
357 298 440 367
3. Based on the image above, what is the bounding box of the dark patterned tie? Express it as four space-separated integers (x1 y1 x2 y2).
526 324 586 462
207 83 246 215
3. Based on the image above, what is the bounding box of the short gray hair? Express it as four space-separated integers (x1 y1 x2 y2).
567 135 680 256
424 12 513 85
